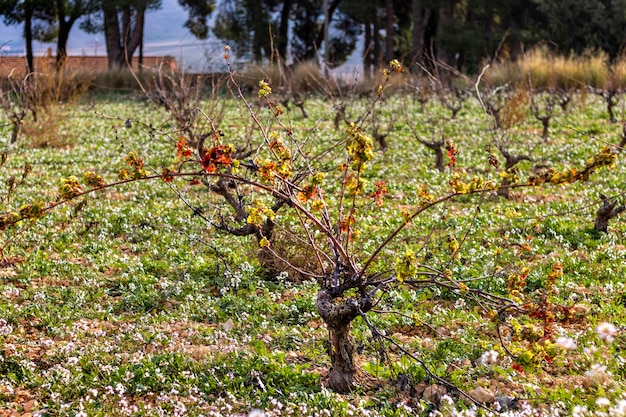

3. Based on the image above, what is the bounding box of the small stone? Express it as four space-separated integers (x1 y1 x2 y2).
468 387 495 403
495 395 520 411
307 320 321 329
222 319 234 331
413 382 428 397
23 399 35 412
423 384 447 404
571 304 590 316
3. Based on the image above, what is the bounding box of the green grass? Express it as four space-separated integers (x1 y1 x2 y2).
0 89 624 416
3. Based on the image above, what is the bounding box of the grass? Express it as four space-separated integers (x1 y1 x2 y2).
0 86 624 416
483 48 626 90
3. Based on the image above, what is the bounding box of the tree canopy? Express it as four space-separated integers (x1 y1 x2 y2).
3 0 626 73
178 0 215 39
535 0 626 59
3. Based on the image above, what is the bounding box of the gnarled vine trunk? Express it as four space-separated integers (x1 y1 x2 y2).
327 319 356 393
594 195 625 232
316 288 372 393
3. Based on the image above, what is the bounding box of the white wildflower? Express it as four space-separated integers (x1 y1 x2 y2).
584 346 598 357
115 383 126 396
173 402 187 417
610 399 626 416
440 394 454 406
248 409 266 417
596 322 617 343
589 363 607 375
476 350 499 366
276 271 289 282
3 287 19 298
584 363 611 387
597 397 611 407
240 261 254 273
572 405 588 417
0 319 13 336
556 336 577 350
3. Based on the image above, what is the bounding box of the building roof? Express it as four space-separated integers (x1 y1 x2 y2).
0 54 178 78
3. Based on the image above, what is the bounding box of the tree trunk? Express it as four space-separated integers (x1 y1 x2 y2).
436 1 455 67
363 21 372 79
277 0 292 60
411 0 429 68
125 8 145 66
417 139 444 171
607 96 617 123
121 6 132 65
327 320 356 393
497 151 531 198
594 196 625 233
55 0 81 71
56 20 73 69
316 290 357 393
315 0 341 55
497 176 510 198
373 2 382 71
541 117 550 142
104 6 124 70
10 124 20 144
316 288 372 393
248 2 270 63
24 5 34 73
103 4 145 70
434 147 444 171
385 0 394 62
139 35 143 69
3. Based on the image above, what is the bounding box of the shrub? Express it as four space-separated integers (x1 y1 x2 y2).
0 52 622 408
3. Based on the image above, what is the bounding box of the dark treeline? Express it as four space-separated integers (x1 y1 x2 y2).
3 0 626 74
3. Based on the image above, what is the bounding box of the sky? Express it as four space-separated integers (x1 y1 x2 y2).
0 0 363 75
0 0 227 72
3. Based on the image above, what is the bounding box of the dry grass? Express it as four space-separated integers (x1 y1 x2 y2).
91 70 144 92
21 115 70 148
484 48 617 90
609 55 626 89
256 227 327 282
580 51 609 88
552 55 585 89
288 60 324 92
1 67 92 147
519 49 556 88
235 60 334 95
90 68 208 94
500 87 530 129
30 68 94 107
482 60 517 87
